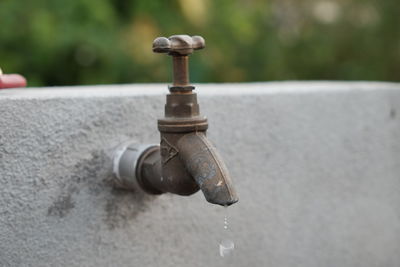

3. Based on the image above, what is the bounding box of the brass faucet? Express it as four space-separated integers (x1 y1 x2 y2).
113 35 238 206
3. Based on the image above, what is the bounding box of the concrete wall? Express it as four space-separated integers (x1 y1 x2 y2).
0 82 399 267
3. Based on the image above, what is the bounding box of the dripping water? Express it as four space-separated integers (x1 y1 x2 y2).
219 205 234 257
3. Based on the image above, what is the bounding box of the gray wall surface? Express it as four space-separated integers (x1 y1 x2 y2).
0 82 399 267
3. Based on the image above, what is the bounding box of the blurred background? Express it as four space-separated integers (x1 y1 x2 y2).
0 0 399 87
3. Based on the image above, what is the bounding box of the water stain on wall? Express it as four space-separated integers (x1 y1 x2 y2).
47 151 107 218
104 188 155 230
47 150 156 229
390 108 396 119
47 190 76 218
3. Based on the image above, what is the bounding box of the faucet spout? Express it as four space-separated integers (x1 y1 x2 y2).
178 132 238 206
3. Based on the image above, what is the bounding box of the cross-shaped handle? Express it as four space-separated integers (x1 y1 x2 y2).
153 35 205 90
153 35 205 56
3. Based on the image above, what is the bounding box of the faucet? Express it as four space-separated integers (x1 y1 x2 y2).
113 35 238 206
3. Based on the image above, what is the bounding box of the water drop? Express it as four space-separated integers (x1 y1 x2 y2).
219 239 234 257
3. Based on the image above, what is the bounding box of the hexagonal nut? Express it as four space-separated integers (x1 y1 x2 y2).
166 102 200 117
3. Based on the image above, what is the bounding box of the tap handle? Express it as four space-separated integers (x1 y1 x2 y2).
153 35 205 56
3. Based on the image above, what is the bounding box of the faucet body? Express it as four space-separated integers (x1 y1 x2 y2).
113 35 238 206
137 93 237 205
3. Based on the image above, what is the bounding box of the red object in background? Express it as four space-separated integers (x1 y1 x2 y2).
0 74 27 89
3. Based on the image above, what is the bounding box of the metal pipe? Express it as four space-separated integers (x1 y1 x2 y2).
172 56 189 87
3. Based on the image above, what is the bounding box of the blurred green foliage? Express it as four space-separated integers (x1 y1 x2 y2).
0 0 399 86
